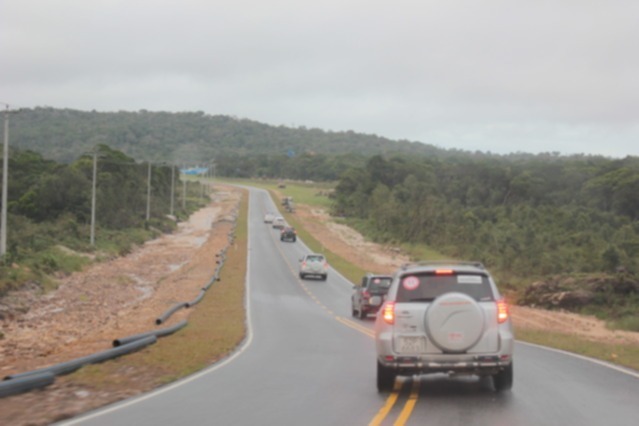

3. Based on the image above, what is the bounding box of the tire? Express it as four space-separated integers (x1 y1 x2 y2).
292 237 296 242
377 361 396 392
493 363 513 392
351 302 357 317
299 273 305 280
321 274 327 281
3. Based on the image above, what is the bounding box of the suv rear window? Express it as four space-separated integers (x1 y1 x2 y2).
396 273 494 303
306 255 324 262
368 277 392 292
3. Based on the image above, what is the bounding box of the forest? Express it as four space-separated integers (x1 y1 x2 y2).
331 154 639 327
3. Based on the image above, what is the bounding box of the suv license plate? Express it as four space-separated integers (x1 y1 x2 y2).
397 336 427 353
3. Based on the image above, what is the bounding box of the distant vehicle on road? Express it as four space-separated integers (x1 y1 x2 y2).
351 274 392 319
280 226 297 242
264 212 276 224
272 216 286 229
375 261 514 392
299 253 328 280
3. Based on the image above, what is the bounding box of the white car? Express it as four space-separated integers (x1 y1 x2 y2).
375 261 514 392
264 212 276 224
272 216 286 229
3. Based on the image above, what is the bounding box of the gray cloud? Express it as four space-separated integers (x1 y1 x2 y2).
2 0 638 157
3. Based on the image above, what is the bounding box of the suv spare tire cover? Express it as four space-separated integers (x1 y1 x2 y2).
424 292 485 353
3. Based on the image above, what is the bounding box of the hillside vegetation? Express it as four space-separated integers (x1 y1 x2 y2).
0 145 206 297
332 155 639 329
5 107 639 329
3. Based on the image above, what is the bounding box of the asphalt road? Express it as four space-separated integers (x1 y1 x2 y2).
61 187 639 426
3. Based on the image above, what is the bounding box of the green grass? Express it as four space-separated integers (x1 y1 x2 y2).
516 328 639 371
219 178 334 208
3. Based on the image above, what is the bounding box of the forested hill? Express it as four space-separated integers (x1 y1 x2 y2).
11 107 445 164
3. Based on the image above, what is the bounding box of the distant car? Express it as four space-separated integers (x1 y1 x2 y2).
299 253 328 280
351 274 392 319
264 212 276 224
374 261 514 392
272 216 286 229
280 226 297 242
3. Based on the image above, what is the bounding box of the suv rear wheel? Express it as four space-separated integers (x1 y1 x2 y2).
493 363 513 392
377 361 396 392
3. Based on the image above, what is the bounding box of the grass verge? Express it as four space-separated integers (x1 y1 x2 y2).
516 328 639 371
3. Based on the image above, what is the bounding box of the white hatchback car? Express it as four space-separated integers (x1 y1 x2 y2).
375 261 514 392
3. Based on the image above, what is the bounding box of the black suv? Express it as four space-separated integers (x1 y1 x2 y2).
280 226 297 242
351 274 393 319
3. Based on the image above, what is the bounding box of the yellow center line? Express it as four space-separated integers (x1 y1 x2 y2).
393 377 420 426
369 378 405 426
335 316 375 338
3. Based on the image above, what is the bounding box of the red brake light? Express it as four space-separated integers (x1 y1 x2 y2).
362 290 370 298
497 299 509 323
382 301 395 325
435 269 454 275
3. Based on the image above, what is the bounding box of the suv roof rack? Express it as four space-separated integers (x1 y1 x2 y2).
400 260 485 271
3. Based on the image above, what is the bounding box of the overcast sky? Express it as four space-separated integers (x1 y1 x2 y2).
2 0 638 157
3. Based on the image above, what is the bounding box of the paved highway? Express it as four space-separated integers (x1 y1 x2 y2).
62 187 639 426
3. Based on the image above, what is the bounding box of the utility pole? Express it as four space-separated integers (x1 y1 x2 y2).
90 151 97 246
146 162 152 221
170 164 175 217
182 165 186 209
1 105 9 257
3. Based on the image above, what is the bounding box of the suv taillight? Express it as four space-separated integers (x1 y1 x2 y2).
497 299 509 324
382 301 395 325
362 290 370 298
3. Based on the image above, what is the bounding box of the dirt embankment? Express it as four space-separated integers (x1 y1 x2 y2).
0 187 241 424
292 204 639 348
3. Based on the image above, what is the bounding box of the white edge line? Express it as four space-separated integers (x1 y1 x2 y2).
60 188 256 425
517 340 639 379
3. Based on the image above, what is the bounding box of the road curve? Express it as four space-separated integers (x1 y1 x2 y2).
61 187 639 426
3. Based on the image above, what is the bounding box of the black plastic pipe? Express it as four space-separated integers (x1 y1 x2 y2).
113 320 188 347
155 302 188 325
0 372 55 398
4 336 157 381
187 290 207 307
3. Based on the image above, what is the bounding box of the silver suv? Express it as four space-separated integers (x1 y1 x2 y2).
299 253 328 281
374 261 514 392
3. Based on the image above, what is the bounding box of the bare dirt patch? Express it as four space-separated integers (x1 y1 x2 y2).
0 185 242 425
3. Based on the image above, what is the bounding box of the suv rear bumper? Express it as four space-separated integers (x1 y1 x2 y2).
377 355 512 375
376 329 514 375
